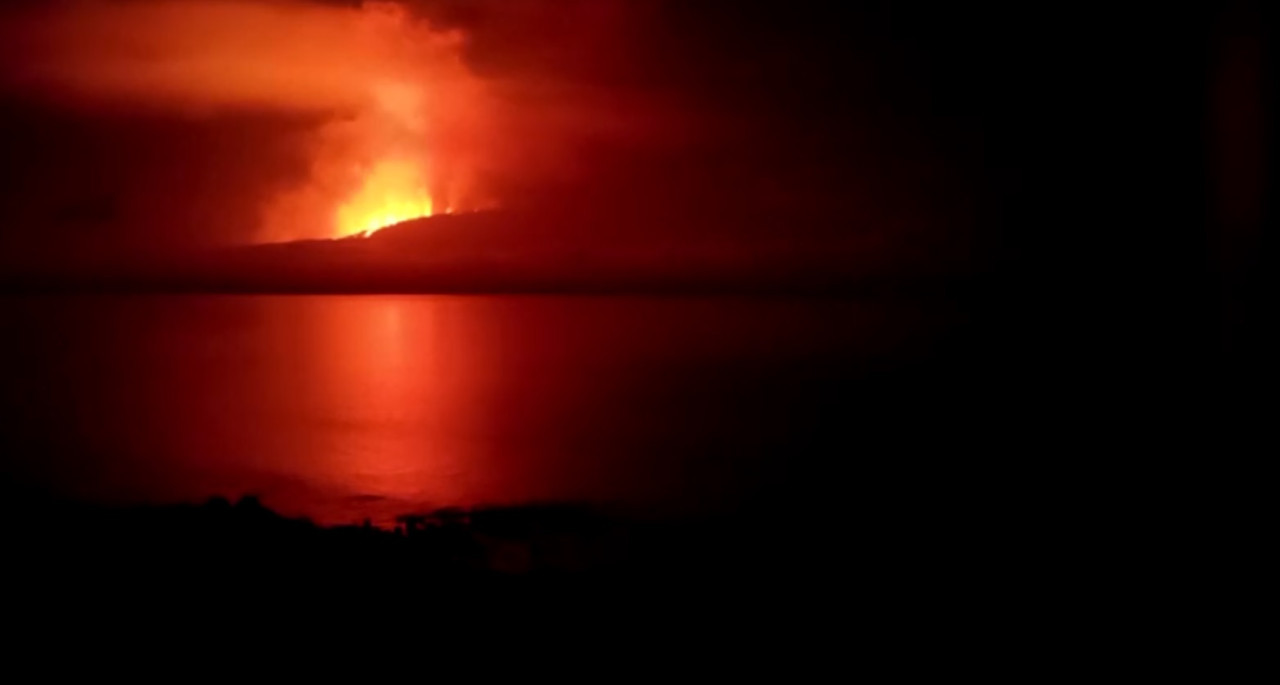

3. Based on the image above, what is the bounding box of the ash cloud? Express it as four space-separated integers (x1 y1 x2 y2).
0 0 685 244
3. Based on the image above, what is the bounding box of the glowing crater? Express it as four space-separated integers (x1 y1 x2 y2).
334 158 441 239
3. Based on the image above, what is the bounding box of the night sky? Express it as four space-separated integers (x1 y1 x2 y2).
0 0 1255 291
0 0 1265 606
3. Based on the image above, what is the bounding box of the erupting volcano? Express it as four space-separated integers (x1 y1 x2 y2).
0 0 500 245
248 2 492 244
335 158 438 239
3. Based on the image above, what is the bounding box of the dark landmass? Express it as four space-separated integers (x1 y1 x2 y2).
2 490 1079 603
0 208 978 295
3 478 1202 643
9 494 634 577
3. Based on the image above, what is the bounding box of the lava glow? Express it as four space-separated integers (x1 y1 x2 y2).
335 159 437 239
0 0 668 245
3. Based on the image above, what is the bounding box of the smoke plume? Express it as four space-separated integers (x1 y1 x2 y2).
0 0 675 243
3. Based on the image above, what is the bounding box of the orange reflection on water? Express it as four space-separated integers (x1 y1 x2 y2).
286 295 497 524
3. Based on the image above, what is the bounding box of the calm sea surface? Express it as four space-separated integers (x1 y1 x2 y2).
0 294 951 524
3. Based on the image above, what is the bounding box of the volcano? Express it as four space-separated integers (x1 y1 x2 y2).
0 206 975 295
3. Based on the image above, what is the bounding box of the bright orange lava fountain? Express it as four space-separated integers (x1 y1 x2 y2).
334 158 438 239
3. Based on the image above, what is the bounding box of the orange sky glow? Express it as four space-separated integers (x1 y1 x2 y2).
2 0 499 241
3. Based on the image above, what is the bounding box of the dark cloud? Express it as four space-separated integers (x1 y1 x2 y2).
0 1 1018 250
